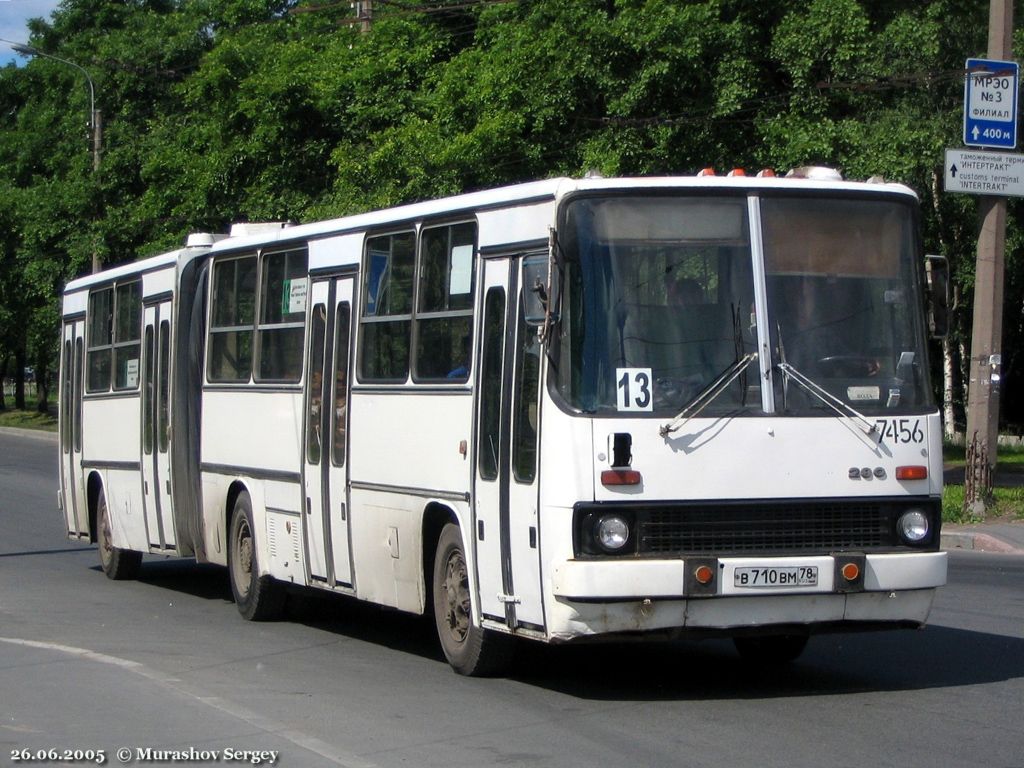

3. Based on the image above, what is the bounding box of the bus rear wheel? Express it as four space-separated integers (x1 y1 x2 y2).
432 523 513 676
228 491 285 621
97 488 142 580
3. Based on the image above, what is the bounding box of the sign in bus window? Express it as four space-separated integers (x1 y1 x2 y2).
113 281 142 390
258 249 307 382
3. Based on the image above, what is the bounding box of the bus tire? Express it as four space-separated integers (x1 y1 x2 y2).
733 634 808 665
97 487 142 580
432 523 514 676
228 491 285 621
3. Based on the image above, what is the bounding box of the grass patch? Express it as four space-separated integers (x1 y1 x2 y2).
943 483 1024 524
0 407 58 431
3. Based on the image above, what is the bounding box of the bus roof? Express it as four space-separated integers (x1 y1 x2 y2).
208 174 919 255
64 244 211 294
63 174 920 290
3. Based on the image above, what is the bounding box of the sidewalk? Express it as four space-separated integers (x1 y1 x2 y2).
941 522 1024 554
941 464 1024 554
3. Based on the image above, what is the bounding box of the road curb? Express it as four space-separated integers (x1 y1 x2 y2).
0 426 58 442
941 530 1024 554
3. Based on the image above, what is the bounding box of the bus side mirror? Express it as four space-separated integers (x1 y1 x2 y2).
925 255 949 339
523 253 559 327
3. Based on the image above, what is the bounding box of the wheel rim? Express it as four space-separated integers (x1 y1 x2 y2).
232 515 253 599
442 548 471 645
98 497 113 570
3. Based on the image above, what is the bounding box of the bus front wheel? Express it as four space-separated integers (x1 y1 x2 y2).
97 487 142 580
228 491 285 621
432 523 513 676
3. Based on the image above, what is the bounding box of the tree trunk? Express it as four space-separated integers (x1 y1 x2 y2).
14 348 26 411
35 358 49 415
0 355 7 411
931 168 958 440
942 336 956 440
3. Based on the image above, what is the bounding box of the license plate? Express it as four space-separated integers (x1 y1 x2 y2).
733 565 819 589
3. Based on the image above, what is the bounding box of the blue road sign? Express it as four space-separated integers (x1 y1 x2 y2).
964 58 1019 149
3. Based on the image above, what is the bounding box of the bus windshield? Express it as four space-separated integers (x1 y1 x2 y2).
556 195 759 415
762 195 932 416
555 192 931 417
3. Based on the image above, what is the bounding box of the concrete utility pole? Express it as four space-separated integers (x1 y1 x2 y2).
964 0 1014 516
356 0 373 33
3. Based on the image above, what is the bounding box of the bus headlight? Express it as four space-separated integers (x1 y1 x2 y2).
897 509 930 544
595 514 630 552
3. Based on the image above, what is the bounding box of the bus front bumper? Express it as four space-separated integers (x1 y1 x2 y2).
547 551 947 639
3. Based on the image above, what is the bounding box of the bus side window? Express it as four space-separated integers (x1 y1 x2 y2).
478 287 505 481
86 287 113 392
208 255 257 383
143 326 155 455
512 292 540 483
415 222 476 382
61 339 72 453
113 281 142 390
331 302 351 467
158 320 171 452
257 248 307 382
359 232 415 382
306 304 327 465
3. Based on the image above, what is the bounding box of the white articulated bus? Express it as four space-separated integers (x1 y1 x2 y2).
59 171 949 675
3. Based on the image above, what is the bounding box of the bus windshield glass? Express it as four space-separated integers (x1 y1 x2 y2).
762 195 932 416
555 192 931 418
556 195 760 415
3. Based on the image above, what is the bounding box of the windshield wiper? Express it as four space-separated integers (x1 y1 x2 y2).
660 352 757 437
776 361 879 439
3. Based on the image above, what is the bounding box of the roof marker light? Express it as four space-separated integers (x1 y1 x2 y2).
785 166 843 181
756 169 776 177
727 168 746 177
697 167 716 177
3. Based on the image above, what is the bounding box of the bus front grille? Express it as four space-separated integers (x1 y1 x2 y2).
574 498 941 557
640 503 893 554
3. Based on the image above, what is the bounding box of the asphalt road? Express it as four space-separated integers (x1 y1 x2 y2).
1 431 1022 768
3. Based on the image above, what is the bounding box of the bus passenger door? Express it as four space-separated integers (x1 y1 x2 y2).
473 257 545 630
154 304 175 548
303 277 354 587
60 320 87 537
141 301 175 550
505 270 544 629
141 305 164 549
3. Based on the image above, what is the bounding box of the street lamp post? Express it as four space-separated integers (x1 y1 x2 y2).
5 40 102 273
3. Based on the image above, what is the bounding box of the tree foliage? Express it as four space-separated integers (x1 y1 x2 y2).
0 0 1018 426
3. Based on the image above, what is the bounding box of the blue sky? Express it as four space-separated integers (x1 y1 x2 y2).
0 0 61 66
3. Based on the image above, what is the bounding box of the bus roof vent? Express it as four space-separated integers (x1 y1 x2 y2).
785 166 843 181
229 222 292 238
185 232 227 248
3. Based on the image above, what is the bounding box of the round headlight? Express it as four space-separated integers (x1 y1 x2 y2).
898 510 930 543
596 515 630 552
